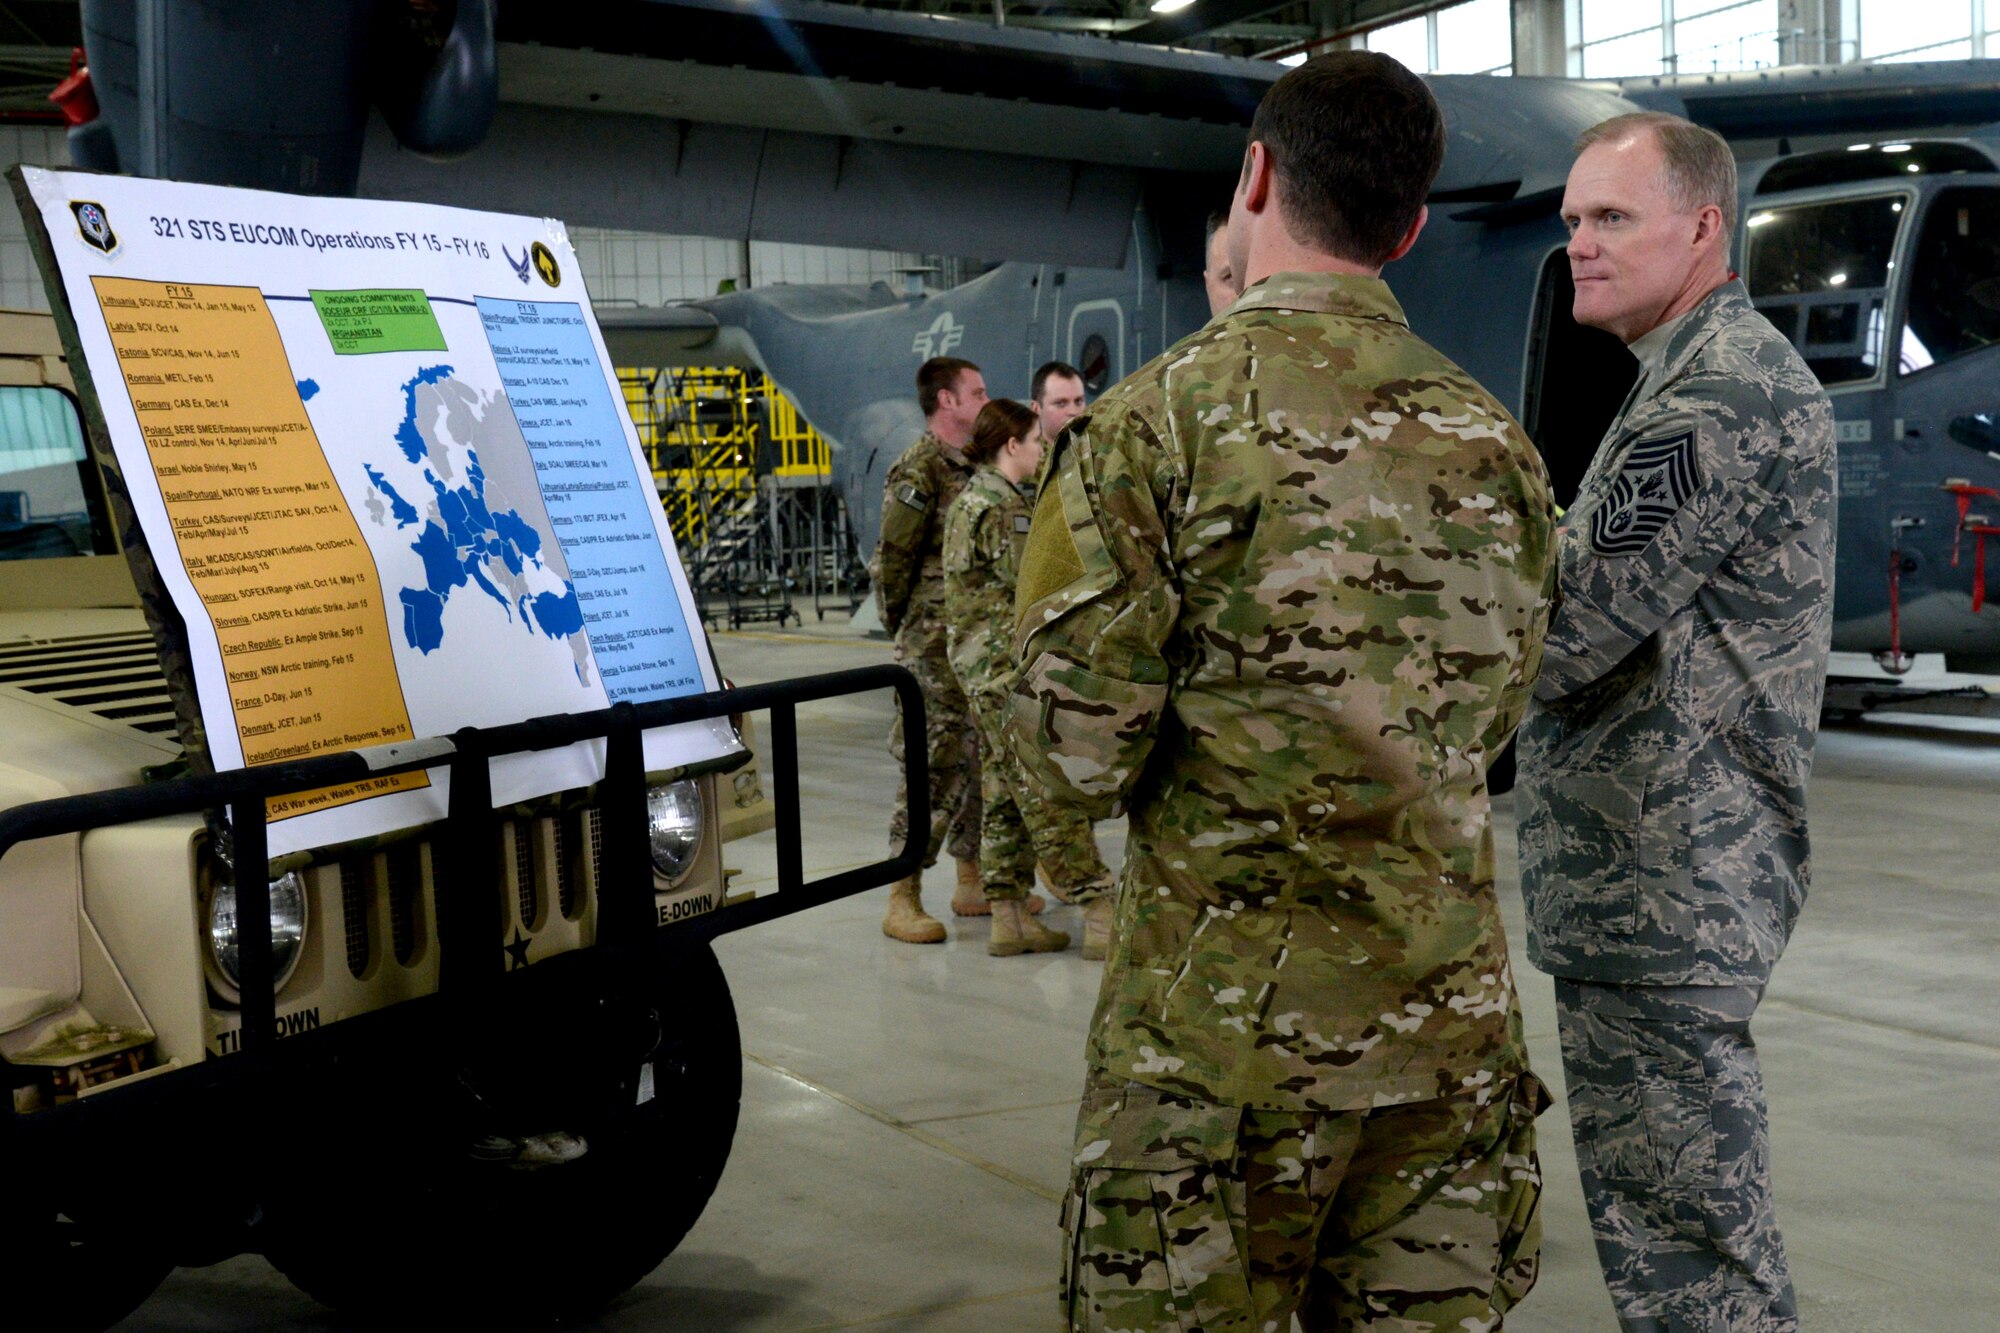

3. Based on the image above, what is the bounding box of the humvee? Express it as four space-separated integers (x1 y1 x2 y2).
0 307 923 1329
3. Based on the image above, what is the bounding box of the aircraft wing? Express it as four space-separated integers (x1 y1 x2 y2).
1615 60 2000 139
358 0 1281 268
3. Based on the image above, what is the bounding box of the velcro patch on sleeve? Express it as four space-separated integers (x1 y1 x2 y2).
1016 482 1085 618
1590 427 1699 556
893 482 929 512
1013 515 1032 534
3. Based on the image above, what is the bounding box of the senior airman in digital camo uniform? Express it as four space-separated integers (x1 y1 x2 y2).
1007 52 1558 1331
1517 112 1835 1332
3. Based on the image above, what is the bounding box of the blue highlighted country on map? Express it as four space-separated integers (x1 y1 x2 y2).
359 362 594 684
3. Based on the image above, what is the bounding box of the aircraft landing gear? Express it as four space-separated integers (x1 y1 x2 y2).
1874 650 1916 674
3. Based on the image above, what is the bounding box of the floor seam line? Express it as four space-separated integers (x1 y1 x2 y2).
743 1051 1065 1205
903 1096 1079 1126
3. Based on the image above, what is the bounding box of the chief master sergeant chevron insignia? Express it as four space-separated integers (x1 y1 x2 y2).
1591 426 1700 556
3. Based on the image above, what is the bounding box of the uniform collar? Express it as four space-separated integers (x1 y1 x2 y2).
1222 270 1408 327
924 429 972 471
1652 278 1755 390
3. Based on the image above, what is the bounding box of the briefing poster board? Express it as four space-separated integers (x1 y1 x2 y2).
16 167 738 858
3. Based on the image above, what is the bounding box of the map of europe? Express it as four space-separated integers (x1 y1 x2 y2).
358 364 594 684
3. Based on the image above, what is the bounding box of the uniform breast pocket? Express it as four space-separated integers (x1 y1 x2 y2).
1520 772 1642 938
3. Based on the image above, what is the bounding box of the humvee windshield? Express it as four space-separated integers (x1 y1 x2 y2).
0 384 91 559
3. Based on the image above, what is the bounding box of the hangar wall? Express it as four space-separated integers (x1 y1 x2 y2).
0 128 925 316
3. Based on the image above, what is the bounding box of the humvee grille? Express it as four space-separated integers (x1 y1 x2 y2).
512 822 536 929
340 859 368 979
334 815 603 976
387 843 422 966
555 813 577 919
0 630 178 735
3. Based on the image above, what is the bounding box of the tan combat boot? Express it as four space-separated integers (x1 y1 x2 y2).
989 899 1070 957
882 875 945 944
1081 894 1115 962
950 856 989 916
952 858 1047 916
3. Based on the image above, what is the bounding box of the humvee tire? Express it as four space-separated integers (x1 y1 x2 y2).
265 942 742 1322
2 1210 173 1332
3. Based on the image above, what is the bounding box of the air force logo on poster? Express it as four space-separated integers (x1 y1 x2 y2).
71 200 118 257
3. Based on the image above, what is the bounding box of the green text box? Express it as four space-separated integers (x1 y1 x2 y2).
309 288 448 355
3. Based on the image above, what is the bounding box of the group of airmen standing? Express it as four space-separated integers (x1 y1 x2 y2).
870 49 1832 1333
872 354 1120 957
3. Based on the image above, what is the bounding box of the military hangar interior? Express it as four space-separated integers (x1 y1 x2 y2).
0 0 1996 1328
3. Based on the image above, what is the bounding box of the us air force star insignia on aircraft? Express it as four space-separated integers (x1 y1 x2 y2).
912 311 965 359
1591 427 1700 556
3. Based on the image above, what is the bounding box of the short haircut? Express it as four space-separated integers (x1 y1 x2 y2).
1031 361 1083 403
1247 51 1445 267
1204 210 1229 247
966 398 1038 465
917 356 981 416
1575 112 1740 235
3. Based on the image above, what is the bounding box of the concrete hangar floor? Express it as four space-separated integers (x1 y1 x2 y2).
123 624 1998 1332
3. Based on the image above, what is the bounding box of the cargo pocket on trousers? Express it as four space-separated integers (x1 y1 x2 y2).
1492 1071 1554 1315
1063 1086 1253 1332
1521 772 1641 938
1590 1050 1718 1192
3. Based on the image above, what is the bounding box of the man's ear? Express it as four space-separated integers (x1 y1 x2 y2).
1383 205 1429 265
1242 141 1275 215
1692 202 1725 250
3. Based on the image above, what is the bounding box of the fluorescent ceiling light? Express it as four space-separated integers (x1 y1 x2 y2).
1881 142 1913 153
1278 51 1308 65
1847 142 1873 152
1828 272 1848 286
1747 212 1776 227
1149 0 1196 11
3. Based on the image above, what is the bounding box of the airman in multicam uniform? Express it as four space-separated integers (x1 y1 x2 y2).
1009 53 1557 1332
874 356 1044 944
1518 113 1836 1333
943 399 1114 958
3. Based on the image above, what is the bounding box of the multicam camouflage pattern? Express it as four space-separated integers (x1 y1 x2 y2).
876 429 984 866
887 614 981 868
1009 271 1557 1112
1061 1067 1549 1331
944 465 1112 902
1555 980 1798 1332
1516 280 1837 988
873 430 975 635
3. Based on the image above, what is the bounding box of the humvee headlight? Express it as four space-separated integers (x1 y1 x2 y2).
208 871 309 993
646 779 704 882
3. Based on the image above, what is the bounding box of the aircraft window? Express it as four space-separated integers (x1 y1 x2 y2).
1744 194 1905 385
1078 333 1112 394
0 385 92 561
1901 187 2000 375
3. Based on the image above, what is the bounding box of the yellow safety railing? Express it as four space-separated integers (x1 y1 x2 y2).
614 366 827 553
